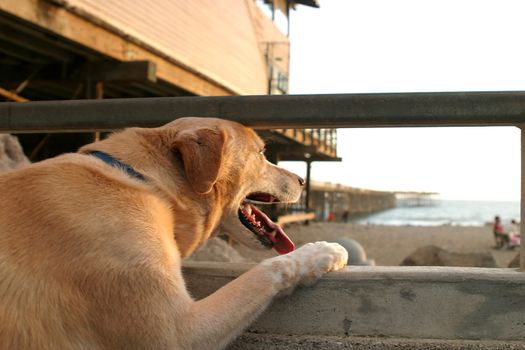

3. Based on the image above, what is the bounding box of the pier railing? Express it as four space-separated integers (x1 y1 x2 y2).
273 128 338 159
1 91 525 271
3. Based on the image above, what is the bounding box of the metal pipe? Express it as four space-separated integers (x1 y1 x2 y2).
3 91 525 133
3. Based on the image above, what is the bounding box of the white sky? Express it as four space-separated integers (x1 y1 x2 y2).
280 0 524 201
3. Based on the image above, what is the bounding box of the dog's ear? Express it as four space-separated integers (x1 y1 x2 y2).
172 128 226 194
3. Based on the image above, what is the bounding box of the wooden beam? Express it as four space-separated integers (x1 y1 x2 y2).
0 0 234 96
0 21 74 62
277 212 316 226
0 86 28 102
0 61 157 84
75 61 157 83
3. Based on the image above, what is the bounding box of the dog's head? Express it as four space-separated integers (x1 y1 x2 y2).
163 117 303 254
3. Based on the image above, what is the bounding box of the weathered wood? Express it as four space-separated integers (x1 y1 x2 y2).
73 61 157 83
0 0 234 96
0 86 28 102
0 0 290 95
277 212 316 226
0 61 157 84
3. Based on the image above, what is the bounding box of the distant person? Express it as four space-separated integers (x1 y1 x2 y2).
342 210 350 223
508 219 519 235
327 212 335 222
507 219 521 249
492 215 509 249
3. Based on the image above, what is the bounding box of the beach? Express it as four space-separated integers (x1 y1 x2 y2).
229 223 519 268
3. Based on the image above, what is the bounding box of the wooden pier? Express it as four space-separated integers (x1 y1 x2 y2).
281 182 440 223
308 181 397 221
395 191 439 207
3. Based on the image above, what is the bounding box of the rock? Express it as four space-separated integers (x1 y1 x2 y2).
185 237 253 263
331 237 375 266
400 245 496 268
0 134 29 172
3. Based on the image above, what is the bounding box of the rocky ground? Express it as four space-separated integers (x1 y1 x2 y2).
189 222 519 268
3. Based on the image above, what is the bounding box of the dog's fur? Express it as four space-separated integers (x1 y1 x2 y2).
0 117 347 349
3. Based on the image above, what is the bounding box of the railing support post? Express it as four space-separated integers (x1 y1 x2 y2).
305 160 312 212
520 125 525 272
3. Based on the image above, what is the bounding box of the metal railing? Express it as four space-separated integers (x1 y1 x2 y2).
1 91 524 270
273 128 338 158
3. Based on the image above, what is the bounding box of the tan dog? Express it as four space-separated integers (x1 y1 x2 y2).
0 117 347 349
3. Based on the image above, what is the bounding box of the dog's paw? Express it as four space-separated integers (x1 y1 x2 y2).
261 241 348 291
292 241 348 285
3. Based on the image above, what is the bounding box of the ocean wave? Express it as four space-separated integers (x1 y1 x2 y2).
356 199 520 227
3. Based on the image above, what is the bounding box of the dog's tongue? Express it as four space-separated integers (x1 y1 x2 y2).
249 204 295 254
267 225 295 254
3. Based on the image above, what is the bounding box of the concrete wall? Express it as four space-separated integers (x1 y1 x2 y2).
183 263 525 342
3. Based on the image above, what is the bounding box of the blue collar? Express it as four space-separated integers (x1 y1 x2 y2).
89 151 146 182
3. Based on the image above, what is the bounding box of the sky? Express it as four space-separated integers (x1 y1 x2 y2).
279 0 524 201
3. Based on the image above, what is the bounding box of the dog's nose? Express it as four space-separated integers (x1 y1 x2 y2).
297 176 305 186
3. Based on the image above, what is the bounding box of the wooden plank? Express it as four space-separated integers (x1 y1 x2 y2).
76 61 157 83
277 212 316 225
0 61 157 84
246 0 290 75
0 86 29 102
60 0 281 94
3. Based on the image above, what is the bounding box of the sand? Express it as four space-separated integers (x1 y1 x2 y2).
229 223 519 268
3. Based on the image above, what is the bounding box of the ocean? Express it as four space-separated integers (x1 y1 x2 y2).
355 199 520 227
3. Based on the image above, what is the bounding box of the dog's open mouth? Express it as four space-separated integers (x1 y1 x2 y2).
238 193 295 255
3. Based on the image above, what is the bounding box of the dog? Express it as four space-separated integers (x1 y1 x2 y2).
0 117 348 349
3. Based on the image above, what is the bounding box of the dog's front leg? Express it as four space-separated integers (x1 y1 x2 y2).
181 241 347 350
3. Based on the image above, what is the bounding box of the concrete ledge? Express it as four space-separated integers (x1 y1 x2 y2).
183 263 525 341
227 333 525 350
